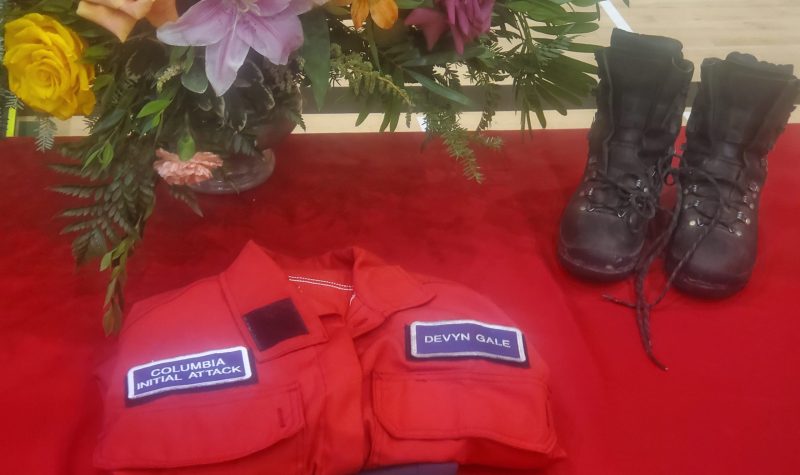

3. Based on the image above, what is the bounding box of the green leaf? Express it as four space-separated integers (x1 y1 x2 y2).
355 97 372 126
406 70 473 107
93 74 114 92
51 185 96 199
169 45 191 64
91 108 125 134
570 0 603 7
300 9 331 110
554 11 601 23
395 0 429 8
169 186 203 217
538 79 584 106
365 19 382 70
531 23 599 35
181 60 208 94
83 44 111 62
100 251 113 271
102 300 122 336
379 105 393 132
104 277 117 306
99 142 114 167
87 228 107 262
506 0 565 20
182 47 195 71
136 99 171 118
535 83 567 115
177 130 196 161
565 42 603 54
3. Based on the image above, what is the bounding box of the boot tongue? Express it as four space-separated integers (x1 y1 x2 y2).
725 52 794 77
602 29 690 164
598 29 692 182
602 47 683 177
610 29 684 62
706 57 796 147
605 49 672 137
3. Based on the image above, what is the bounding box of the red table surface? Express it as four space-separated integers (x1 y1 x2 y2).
1 127 799 475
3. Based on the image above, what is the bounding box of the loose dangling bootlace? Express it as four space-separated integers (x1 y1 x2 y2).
603 154 734 371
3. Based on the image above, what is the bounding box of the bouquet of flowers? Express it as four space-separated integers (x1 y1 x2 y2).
1 0 603 332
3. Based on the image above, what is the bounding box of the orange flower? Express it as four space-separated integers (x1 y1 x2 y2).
336 0 398 30
76 0 178 42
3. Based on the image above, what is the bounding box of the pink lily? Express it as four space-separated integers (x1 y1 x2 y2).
157 0 312 96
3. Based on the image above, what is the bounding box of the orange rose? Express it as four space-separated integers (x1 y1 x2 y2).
76 0 178 42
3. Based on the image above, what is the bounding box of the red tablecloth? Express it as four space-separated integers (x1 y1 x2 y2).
2 127 799 475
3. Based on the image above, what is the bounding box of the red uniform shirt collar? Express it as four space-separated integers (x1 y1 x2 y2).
221 241 434 320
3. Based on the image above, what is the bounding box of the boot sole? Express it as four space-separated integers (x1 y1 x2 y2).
557 242 636 282
666 262 749 299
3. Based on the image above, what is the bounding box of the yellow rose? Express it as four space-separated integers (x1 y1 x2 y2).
3 14 96 120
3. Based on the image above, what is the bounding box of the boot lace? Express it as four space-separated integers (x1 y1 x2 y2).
583 153 673 228
603 154 742 371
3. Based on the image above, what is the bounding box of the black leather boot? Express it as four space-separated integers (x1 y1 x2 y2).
666 54 799 298
558 29 694 281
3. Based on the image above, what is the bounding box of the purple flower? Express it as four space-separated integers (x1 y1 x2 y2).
157 0 313 95
405 0 494 54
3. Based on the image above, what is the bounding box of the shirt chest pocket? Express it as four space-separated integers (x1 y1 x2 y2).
94 383 306 474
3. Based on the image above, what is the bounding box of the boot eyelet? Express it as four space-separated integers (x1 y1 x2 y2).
749 183 760 192
617 209 627 218
689 219 697 227
736 211 751 225
749 203 755 210
579 205 587 211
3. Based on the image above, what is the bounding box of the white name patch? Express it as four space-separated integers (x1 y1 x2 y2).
127 346 253 400
409 319 527 363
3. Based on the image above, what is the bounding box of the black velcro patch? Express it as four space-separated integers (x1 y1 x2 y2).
242 298 309 351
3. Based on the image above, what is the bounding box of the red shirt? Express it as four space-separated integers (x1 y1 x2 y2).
95 242 561 474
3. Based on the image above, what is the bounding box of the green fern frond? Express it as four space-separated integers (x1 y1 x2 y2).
535 35 573 66
477 82 500 131
35 116 57 151
2 89 23 111
424 110 484 183
169 186 203 217
51 185 103 199
59 206 101 218
330 45 412 107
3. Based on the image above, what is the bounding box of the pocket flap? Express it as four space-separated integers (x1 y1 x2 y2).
373 372 556 453
95 385 304 469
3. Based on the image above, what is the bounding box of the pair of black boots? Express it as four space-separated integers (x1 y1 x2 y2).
558 29 798 367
